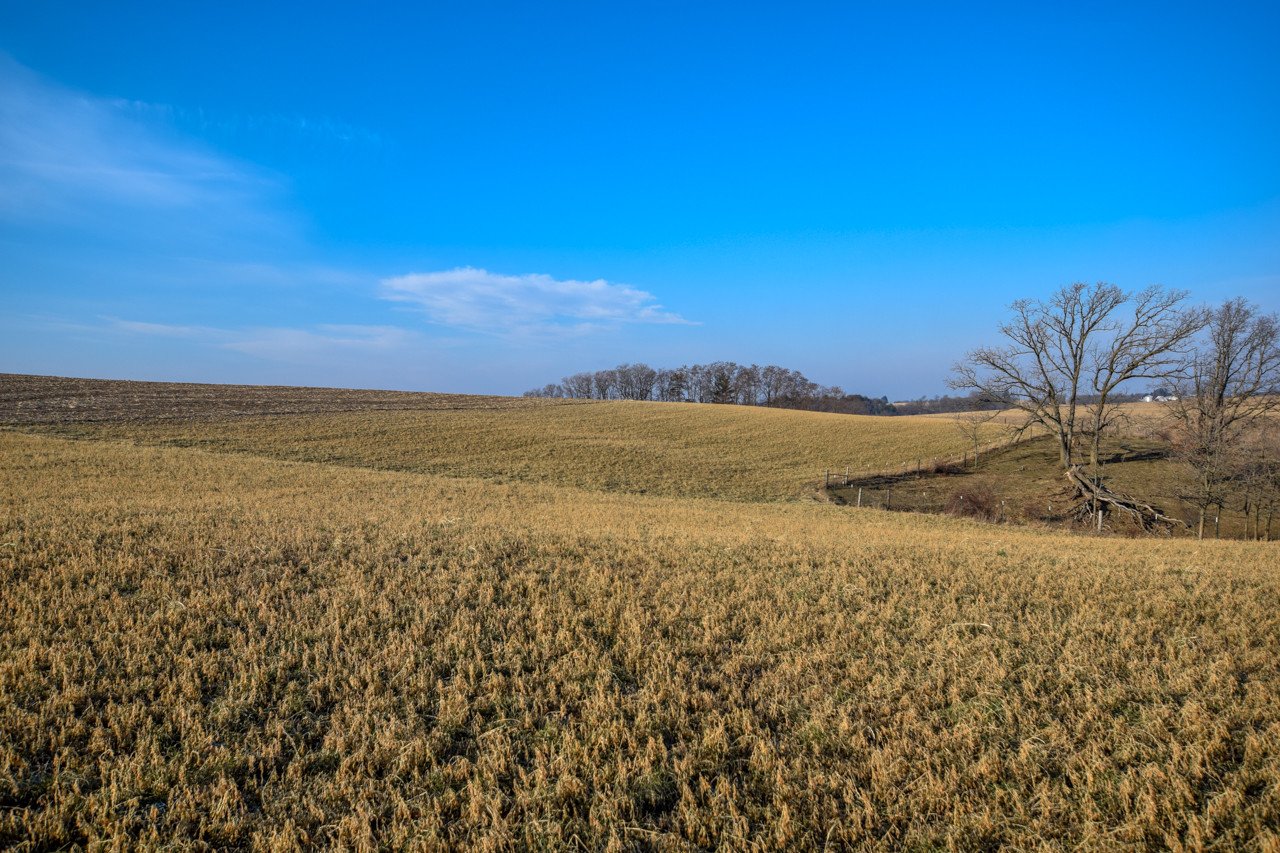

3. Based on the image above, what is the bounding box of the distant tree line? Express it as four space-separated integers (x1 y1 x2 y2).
524 362 896 415
893 390 1154 416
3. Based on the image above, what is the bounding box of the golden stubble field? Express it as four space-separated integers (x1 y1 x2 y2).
31 401 994 502
3 425 1280 850
1 378 1279 849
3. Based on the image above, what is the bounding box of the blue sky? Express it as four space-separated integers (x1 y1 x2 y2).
2 1 1278 397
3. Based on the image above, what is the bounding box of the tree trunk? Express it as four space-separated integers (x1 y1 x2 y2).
1057 434 1072 470
1090 420 1102 495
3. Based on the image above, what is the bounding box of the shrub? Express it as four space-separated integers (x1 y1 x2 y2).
945 483 1000 521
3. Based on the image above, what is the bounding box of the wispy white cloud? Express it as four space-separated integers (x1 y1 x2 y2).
381 266 694 336
106 317 221 338
106 316 422 364
107 97 384 149
0 53 380 318
224 324 418 361
0 53 280 232
171 258 371 290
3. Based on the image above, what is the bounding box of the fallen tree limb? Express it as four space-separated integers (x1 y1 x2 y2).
1065 466 1185 532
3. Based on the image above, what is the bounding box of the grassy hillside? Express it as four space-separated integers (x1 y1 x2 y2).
25 400 993 501
841 407 1280 539
2 430 1278 849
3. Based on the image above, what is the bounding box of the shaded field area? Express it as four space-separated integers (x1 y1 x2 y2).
0 373 574 424
5 376 992 502
828 434 1271 539
3 431 1280 849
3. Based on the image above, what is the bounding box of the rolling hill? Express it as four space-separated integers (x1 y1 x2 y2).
1 375 1277 849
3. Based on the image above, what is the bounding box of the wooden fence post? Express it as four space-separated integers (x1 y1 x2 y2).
856 487 862 507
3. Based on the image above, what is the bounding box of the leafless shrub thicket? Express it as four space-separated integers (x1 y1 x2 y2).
944 483 1000 521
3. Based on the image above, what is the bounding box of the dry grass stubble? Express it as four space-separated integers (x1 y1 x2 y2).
2 431 1279 849
22 402 999 503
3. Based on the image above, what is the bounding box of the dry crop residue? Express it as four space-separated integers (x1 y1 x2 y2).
0 373 583 424
11 402 993 503
3 424 1279 849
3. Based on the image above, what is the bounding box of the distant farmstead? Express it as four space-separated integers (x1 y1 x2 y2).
1143 394 1179 402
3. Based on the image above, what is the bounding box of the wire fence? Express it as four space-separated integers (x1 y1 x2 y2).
820 432 1031 490
820 436 1267 538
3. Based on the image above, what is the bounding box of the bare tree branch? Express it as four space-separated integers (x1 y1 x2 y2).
951 282 1204 530
1164 298 1280 538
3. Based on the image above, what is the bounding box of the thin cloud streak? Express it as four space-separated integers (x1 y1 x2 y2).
0 52 280 233
224 325 419 362
381 266 695 336
108 98 385 150
106 316 422 364
106 318 221 339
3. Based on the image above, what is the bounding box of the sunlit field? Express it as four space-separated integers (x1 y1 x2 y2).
25 396 996 502
2 378 1278 849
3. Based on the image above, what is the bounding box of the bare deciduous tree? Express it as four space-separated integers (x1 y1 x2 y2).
562 372 595 399
1237 426 1280 541
1232 433 1275 541
1165 298 1280 538
951 282 1204 529
950 407 1003 468
614 363 658 400
591 368 618 400
655 368 687 402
